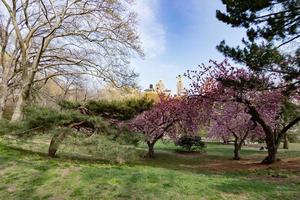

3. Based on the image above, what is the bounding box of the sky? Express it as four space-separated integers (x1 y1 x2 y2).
131 0 246 93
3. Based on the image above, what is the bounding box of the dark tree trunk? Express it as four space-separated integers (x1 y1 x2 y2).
146 141 155 158
262 146 277 164
283 134 289 149
262 135 278 164
48 141 58 157
232 134 246 160
245 102 300 164
48 132 65 158
233 141 241 160
222 136 229 144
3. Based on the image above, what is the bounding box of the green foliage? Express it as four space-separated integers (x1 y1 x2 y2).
216 0 300 80
22 106 109 133
287 131 300 143
78 135 139 163
282 100 300 122
86 97 154 120
0 119 25 136
114 129 145 146
23 106 63 129
282 101 300 143
57 100 81 110
175 136 206 151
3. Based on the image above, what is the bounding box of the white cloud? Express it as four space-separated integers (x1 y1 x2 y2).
132 0 166 58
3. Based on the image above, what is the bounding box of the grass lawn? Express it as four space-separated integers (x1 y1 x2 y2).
0 137 300 200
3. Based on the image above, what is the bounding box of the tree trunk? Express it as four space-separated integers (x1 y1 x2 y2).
262 135 278 164
222 136 229 144
10 94 25 122
11 65 34 122
48 132 66 157
0 82 8 119
146 141 155 158
262 146 277 164
233 140 241 160
283 134 289 149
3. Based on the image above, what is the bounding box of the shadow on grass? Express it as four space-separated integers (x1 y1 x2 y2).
2 142 300 176
1 144 111 165
1 143 300 199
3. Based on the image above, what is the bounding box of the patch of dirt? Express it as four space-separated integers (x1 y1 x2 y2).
179 157 300 174
60 168 70 177
60 167 80 177
221 192 249 200
6 185 16 193
179 157 300 184
217 158 298 172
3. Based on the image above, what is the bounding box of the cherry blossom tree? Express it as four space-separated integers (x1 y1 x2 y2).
187 60 299 164
130 96 201 158
209 101 264 160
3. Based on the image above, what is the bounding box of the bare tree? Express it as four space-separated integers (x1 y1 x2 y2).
0 0 142 121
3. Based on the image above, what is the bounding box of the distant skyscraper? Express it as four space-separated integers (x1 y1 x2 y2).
176 75 186 96
155 80 165 94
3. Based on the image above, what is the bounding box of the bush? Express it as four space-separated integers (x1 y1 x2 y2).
22 106 109 133
287 131 300 143
175 136 206 151
62 134 140 163
86 97 154 120
2 105 141 159
0 119 26 136
57 100 81 110
114 129 145 146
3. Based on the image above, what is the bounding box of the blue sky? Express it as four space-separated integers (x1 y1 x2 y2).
132 0 246 93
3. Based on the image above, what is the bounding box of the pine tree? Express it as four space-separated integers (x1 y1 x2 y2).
216 0 300 81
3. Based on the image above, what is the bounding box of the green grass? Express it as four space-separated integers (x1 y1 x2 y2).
0 138 300 200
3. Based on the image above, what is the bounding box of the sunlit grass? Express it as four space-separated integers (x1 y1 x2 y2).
0 137 300 200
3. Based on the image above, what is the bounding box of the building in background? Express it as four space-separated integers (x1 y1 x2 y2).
144 76 187 98
176 75 187 96
144 80 171 99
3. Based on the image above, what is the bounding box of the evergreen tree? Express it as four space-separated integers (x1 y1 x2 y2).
216 0 300 81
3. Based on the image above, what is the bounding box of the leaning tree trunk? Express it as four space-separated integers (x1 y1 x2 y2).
283 134 289 149
262 133 278 164
146 141 156 158
48 132 66 158
262 145 278 164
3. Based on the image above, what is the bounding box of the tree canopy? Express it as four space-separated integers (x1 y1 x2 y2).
216 0 300 81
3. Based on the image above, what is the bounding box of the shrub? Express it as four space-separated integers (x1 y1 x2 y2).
21 106 118 157
114 129 145 146
58 100 81 110
86 97 154 120
175 136 206 151
62 134 140 163
22 106 109 133
287 130 300 143
0 119 26 136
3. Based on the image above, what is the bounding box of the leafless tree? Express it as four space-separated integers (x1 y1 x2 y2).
0 0 142 121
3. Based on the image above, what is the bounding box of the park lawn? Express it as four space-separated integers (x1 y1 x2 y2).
0 138 300 200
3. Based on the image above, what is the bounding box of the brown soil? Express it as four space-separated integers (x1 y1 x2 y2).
199 157 300 173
